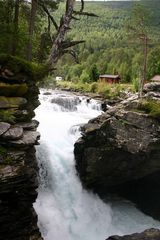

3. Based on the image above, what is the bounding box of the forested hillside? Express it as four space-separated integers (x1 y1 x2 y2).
54 1 160 83
0 1 160 84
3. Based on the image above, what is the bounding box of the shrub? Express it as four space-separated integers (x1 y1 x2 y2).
137 100 160 120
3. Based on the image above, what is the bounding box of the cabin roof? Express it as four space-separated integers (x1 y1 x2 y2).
151 75 160 82
99 74 120 79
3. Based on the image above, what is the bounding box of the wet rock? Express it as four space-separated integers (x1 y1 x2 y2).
10 131 40 147
106 229 160 240
51 95 80 111
74 86 160 189
143 82 160 93
15 120 39 130
43 91 52 95
0 122 10 135
2 126 23 140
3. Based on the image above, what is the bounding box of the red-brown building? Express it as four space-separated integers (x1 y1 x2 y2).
151 75 160 82
99 74 121 84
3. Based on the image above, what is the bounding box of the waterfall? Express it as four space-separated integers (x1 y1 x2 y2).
34 89 160 240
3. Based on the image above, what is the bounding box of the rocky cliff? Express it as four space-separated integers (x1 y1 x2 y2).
0 55 44 240
106 229 160 240
74 82 160 219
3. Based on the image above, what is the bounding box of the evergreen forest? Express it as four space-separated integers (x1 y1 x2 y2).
0 0 160 85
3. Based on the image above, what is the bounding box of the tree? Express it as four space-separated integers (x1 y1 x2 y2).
127 3 151 97
89 64 99 82
26 0 38 61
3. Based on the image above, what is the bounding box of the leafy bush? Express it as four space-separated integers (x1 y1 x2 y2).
137 100 160 120
132 77 139 92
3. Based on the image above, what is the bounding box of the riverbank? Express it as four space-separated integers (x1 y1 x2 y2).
56 80 135 101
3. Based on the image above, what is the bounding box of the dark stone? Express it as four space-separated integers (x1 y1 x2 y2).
74 86 160 221
2 126 23 140
0 59 43 240
43 91 51 95
10 131 40 147
15 120 39 130
106 229 160 240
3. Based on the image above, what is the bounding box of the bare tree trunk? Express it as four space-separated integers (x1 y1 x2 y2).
139 36 148 98
12 0 20 55
26 0 37 61
47 0 75 67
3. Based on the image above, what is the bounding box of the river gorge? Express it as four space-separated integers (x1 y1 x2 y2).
34 89 160 240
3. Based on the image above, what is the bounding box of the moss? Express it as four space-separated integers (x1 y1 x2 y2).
0 54 48 82
0 96 27 108
0 109 16 123
0 146 13 165
0 83 28 96
0 145 7 154
4 156 13 165
137 100 160 120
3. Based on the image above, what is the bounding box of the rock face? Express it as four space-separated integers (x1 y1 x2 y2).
106 229 160 240
0 56 43 240
74 83 160 219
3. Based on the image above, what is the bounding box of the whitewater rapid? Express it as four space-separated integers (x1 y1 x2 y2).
34 89 160 240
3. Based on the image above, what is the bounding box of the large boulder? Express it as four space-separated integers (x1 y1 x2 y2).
74 101 160 188
74 84 160 222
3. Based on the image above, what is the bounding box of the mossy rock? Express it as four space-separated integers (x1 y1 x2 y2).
0 109 16 123
0 96 27 109
0 54 48 83
0 82 28 97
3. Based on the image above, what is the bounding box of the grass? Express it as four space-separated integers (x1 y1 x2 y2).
56 81 134 99
137 100 160 120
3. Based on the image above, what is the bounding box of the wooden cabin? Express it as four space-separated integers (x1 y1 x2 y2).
99 74 120 84
151 75 160 82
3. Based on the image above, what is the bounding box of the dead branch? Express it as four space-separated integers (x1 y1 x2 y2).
73 11 98 17
38 1 58 30
80 0 84 12
47 0 76 67
62 40 85 49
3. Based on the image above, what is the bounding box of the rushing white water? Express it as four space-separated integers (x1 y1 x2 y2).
34 89 160 240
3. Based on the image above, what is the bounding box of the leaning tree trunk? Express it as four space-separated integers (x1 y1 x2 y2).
47 0 75 67
139 35 148 98
26 0 37 61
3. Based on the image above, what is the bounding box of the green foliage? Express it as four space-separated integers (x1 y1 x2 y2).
80 71 90 83
0 54 48 81
90 82 98 93
0 145 7 155
132 77 139 92
57 81 133 99
137 100 160 120
89 64 99 82
53 1 160 85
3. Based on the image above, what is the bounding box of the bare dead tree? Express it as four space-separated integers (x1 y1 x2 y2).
26 0 97 67
47 0 98 68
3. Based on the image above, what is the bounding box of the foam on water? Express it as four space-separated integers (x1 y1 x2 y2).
34 89 160 240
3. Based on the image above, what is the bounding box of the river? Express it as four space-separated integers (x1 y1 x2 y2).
34 89 160 240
